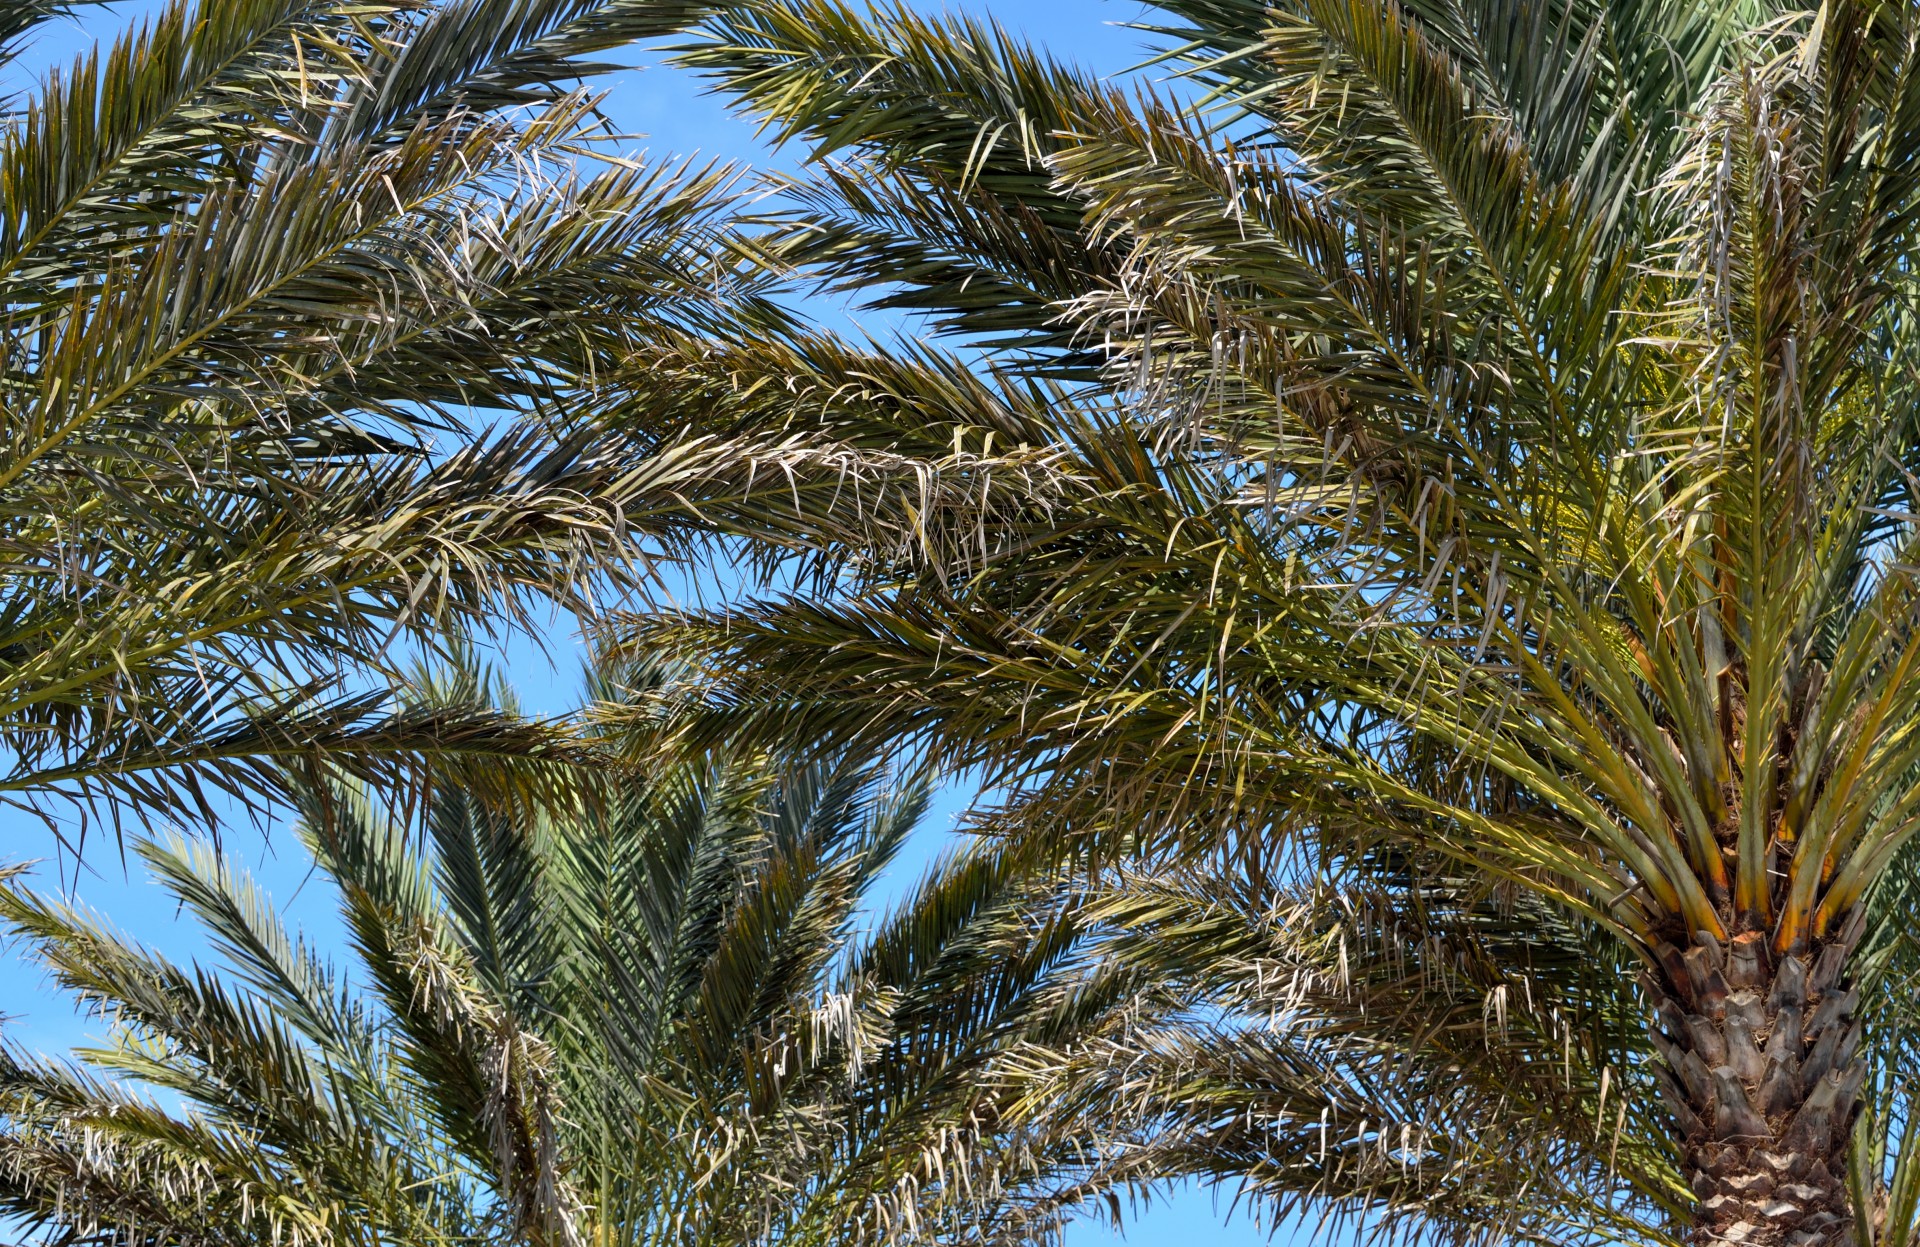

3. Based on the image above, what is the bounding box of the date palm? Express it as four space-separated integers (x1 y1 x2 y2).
597 2 1920 1243
0 0 794 830
0 675 1112 1247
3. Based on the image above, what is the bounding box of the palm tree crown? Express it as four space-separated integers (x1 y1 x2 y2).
582 2 1920 1244
0 685 1110 1247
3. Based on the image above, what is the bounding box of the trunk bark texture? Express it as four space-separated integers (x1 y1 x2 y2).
1646 923 1868 1247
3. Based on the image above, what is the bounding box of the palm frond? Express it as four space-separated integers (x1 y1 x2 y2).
608 0 1920 1240
0 679 1133 1247
0 0 786 830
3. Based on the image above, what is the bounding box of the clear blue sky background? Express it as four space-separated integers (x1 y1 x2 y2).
0 5 1297 1245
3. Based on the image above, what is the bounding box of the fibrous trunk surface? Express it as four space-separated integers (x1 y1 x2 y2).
1648 923 1867 1247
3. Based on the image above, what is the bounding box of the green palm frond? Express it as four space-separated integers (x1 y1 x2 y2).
0 670 1130 1247
0 0 793 829
675 0 1129 373
1027 843 1686 1247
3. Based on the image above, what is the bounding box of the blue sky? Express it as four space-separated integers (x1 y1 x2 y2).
0 4 1295 1245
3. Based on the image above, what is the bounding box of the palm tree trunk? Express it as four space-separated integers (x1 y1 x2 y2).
1646 925 1867 1247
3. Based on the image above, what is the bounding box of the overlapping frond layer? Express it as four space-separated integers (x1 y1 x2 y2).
1010 844 1688 1247
0 0 791 824
0 689 1131 1247
612 1 1920 1243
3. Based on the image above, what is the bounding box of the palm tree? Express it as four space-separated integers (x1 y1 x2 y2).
0 671 1113 1247
0 0 792 830
591 2 1920 1243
